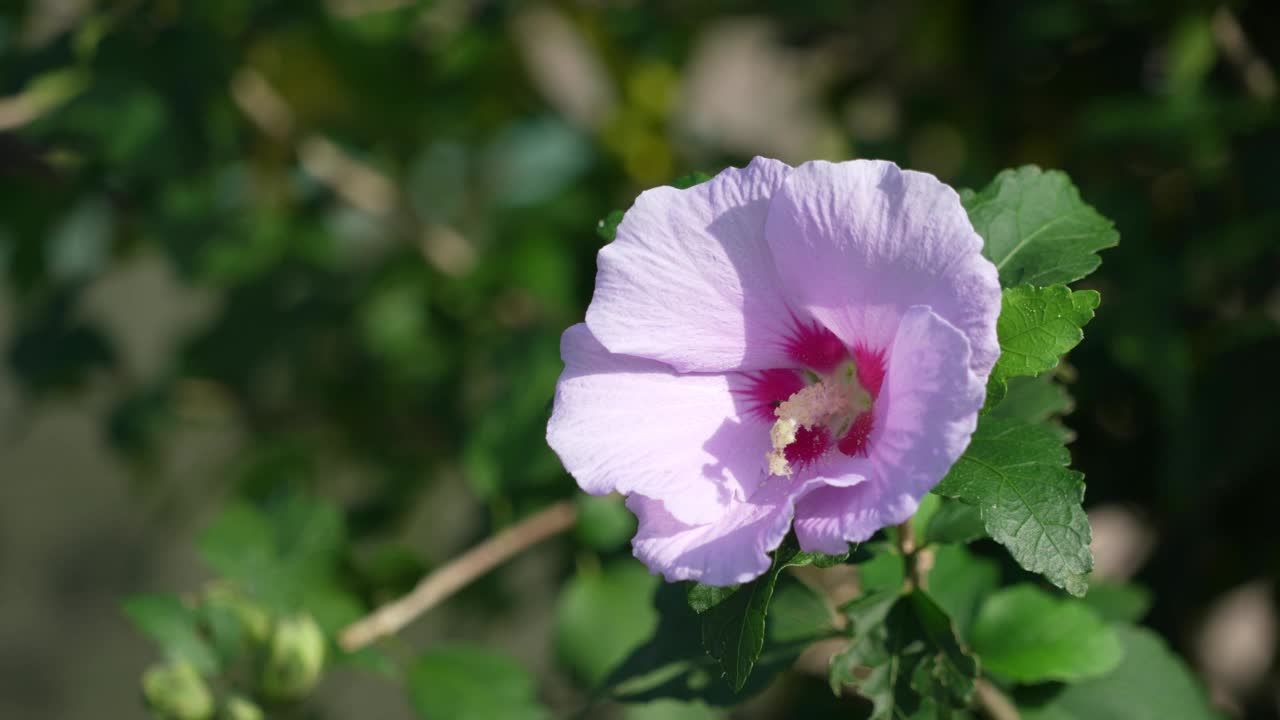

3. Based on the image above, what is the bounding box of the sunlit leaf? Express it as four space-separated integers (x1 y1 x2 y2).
963 166 1119 287
971 585 1122 682
1017 626 1222 720
986 285 1098 408
408 646 549 720
934 418 1093 596
122 594 220 675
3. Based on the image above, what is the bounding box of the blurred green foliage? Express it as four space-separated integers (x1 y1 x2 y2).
1 0 1278 718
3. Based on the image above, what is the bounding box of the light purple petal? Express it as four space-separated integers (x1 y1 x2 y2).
764 159 1001 378
627 475 824 586
792 484 875 554
793 306 984 551
813 455 874 488
547 324 773 525
586 157 798 373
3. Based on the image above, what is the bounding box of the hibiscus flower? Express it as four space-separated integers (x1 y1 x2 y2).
547 158 1000 586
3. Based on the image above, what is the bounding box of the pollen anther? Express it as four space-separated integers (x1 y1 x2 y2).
765 361 873 476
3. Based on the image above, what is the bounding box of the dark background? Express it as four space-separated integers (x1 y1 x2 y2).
0 1 1277 718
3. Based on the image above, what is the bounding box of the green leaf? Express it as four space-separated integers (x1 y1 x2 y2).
1017 625 1223 720
986 285 1099 408
925 545 1000 641
971 585 1123 682
555 561 660 685
989 373 1076 442
300 581 365 635
607 578 828 706
827 589 900 695
603 584 707 702
198 497 359 617
1081 580 1152 624
905 591 979 712
831 590 977 720
408 646 549 720
857 546 907 593
122 594 220 675
200 600 248 666
934 417 1093 596
687 583 739 614
672 171 713 189
198 584 271 667
574 493 637 551
922 497 988 546
963 165 1119 287
911 493 943 536
764 573 837 644
796 547 852 568
596 209 624 242
694 587 768 668
694 535 840 691
198 502 276 593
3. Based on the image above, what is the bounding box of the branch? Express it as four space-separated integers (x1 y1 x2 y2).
339 500 578 651
975 678 1021 720
1212 7 1276 101
896 519 933 590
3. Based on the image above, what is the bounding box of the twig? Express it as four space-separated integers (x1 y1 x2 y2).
896 519 933 590
231 68 398 216
915 544 934 590
230 67 475 276
339 500 578 651
1212 7 1276 101
897 518 917 556
975 678 1021 720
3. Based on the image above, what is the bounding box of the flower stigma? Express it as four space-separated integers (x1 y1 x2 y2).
765 360 873 476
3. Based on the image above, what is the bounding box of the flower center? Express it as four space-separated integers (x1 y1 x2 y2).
765 360 873 476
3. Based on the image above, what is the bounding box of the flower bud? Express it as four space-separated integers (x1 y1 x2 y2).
260 614 326 701
219 695 264 720
141 661 214 720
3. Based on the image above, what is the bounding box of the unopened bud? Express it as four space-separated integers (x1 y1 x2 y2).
260 614 326 701
141 661 214 720
219 695 264 720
